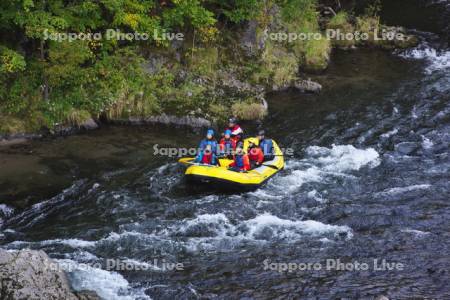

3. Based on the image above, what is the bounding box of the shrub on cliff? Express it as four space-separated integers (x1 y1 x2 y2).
231 99 267 121
327 12 356 49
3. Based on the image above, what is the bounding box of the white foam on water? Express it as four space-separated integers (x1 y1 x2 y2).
306 145 380 172
401 229 430 237
57 259 150 300
171 213 352 251
241 213 353 240
64 250 99 262
377 184 431 196
0 204 15 227
381 128 399 139
399 46 450 73
255 145 380 196
194 194 220 204
421 135 434 149
307 190 327 203
274 167 322 193
41 238 98 248
0 204 14 217
6 238 97 250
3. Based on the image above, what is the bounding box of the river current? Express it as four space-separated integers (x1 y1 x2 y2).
1 35 449 298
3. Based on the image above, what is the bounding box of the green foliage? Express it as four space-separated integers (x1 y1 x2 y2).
231 99 267 121
356 16 380 46
0 47 26 74
260 41 298 87
186 47 219 77
163 0 216 29
0 0 386 134
208 103 230 122
364 0 382 17
221 0 265 23
302 35 331 72
328 11 349 28
280 0 318 30
327 12 355 49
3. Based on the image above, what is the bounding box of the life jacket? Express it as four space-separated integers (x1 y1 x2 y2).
199 138 218 154
226 124 243 137
259 139 274 156
248 146 264 164
231 154 250 171
219 138 236 153
195 150 217 165
201 152 214 164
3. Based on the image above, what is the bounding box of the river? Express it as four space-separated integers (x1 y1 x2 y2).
1 32 449 299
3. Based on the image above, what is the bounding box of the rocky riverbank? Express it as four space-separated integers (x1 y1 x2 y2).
0 248 99 300
0 0 421 140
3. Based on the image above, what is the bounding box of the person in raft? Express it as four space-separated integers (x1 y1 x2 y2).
247 138 264 169
228 146 250 172
219 129 236 158
225 118 244 148
257 130 275 161
195 144 218 165
199 129 218 154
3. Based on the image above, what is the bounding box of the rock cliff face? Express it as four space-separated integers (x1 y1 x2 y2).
0 248 99 300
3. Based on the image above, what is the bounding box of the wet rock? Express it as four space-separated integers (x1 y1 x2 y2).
395 142 419 155
74 290 101 300
292 79 323 93
145 114 211 128
378 26 419 50
0 248 98 300
80 118 99 130
272 78 322 93
239 5 282 57
142 53 170 75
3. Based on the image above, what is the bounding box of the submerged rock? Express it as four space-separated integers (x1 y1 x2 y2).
0 248 99 300
395 142 419 155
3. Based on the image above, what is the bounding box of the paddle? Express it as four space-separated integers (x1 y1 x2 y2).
261 164 280 170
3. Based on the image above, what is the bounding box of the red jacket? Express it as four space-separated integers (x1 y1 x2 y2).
219 137 236 152
226 124 243 137
201 152 214 164
229 154 250 171
248 146 264 164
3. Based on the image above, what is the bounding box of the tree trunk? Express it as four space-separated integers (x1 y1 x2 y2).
40 39 49 101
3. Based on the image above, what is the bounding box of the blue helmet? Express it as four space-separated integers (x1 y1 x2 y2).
224 129 231 136
206 129 214 137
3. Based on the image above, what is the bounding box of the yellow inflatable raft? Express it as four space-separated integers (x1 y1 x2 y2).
179 138 284 190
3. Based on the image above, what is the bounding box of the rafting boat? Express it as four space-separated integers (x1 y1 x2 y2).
179 138 284 190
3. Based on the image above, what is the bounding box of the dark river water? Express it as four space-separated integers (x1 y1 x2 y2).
1 36 449 299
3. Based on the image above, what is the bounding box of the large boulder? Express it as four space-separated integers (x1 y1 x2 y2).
0 248 99 300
